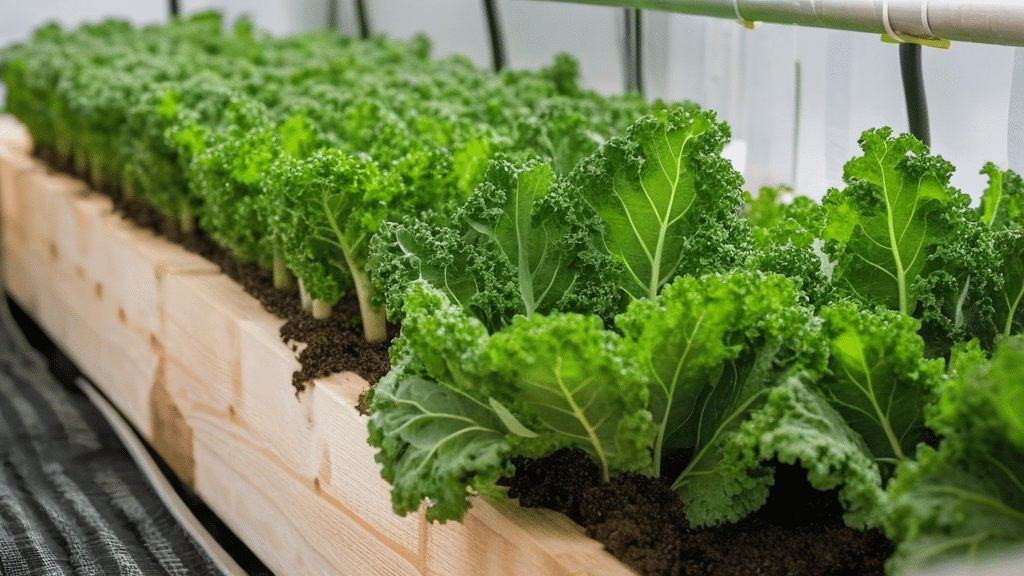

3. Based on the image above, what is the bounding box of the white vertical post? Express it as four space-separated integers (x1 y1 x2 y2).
1010 48 1024 173
742 26 797 189
825 31 853 190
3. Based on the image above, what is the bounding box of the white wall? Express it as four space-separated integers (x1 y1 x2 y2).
1 0 1022 202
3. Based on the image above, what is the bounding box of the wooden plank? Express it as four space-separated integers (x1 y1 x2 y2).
0 130 640 576
0 115 32 152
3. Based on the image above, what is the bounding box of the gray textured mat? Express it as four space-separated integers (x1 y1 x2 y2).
0 308 233 576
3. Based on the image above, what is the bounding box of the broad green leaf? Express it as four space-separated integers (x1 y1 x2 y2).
574 105 749 300
367 367 512 523
486 313 655 481
717 373 887 529
887 447 1024 574
978 164 1024 337
368 157 622 332
823 128 966 315
370 220 518 332
887 335 1024 573
462 159 576 318
994 230 1024 338
395 280 491 394
978 162 1024 230
819 303 943 471
617 271 820 474
614 271 826 526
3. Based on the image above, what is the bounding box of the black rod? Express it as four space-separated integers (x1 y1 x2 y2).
168 0 180 18
483 0 508 72
899 43 930 146
634 8 643 96
328 0 338 31
355 0 371 39
623 8 644 96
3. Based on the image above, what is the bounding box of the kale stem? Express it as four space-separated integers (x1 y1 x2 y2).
1005 282 1024 338
352 266 387 342
311 299 332 320
272 246 294 291
178 201 195 235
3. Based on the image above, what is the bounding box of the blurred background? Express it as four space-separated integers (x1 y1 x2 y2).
2 0 1022 202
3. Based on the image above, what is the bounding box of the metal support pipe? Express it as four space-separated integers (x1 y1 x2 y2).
534 0 1024 47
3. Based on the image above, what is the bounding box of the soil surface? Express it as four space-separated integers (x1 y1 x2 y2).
502 449 895 576
40 149 895 575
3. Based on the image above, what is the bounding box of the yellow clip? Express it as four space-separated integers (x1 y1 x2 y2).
733 0 758 30
881 32 951 49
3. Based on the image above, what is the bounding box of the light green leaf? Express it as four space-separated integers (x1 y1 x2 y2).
617 271 821 476
819 303 943 470
574 105 749 301
719 373 887 529
887 335 1024 573
823 128 965 315
486 313 655 481
489 397 539 439
978 162 1024 230
367 367 512 523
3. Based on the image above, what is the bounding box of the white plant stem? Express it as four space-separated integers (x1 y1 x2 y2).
352 266 387 342
311 299 333 320
179 202 195 235
272 247 295 291
298 278 312 313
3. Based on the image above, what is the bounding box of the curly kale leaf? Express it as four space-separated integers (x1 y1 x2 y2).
368 280 654 521
723 373 888 529
742 189 833 307
511 96 610 175
886 336 1024 573
743 185 793 230
822 128 969 316
616 270 826 526
367 360 512 523
366 281 511 522
977 164 1024 338
368 157 620 332
818 302 944 474
572 105 751 301
978 161 1024 231
263 149 394 331
485 313 655 481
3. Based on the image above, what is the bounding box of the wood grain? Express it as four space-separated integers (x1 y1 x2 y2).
0 118 639 576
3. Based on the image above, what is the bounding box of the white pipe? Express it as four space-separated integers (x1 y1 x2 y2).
538 0 1024 47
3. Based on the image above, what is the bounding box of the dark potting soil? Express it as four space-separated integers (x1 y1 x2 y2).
502 448 894 576
39 150 894 576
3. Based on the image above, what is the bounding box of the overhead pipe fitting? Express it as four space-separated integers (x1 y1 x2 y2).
537 0 1024 47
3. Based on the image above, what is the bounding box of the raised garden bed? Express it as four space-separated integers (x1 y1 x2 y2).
0 115 639 576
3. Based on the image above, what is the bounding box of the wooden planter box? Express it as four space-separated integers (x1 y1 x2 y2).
0 117 638 576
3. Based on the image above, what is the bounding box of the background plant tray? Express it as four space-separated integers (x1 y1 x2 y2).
0 116 638 576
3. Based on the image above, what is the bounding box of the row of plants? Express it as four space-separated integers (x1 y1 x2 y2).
0 11 652 340
367 113 1024 574
2 14 1022 575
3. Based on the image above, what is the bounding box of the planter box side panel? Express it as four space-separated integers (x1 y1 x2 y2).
0 123 639 576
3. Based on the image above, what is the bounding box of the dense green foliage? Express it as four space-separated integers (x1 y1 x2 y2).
0 12 651 339
4 15 1023 575
367 116 1024 574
